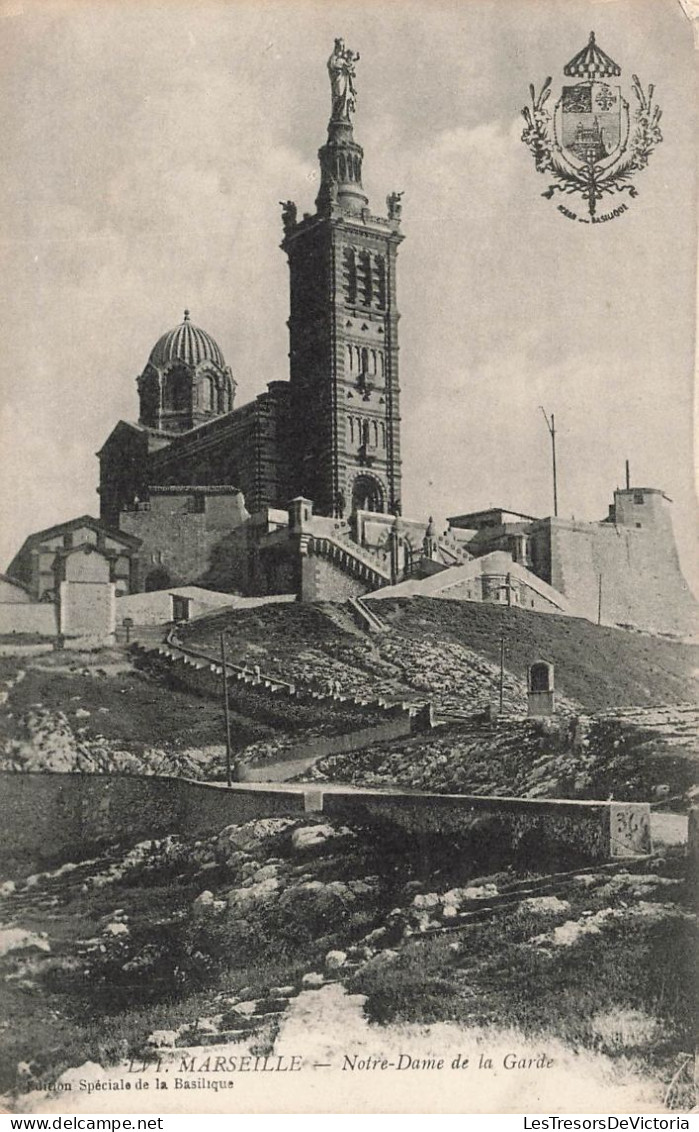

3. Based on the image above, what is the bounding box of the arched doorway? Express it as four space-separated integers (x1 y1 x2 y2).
144 567 172 592
351 474 385 514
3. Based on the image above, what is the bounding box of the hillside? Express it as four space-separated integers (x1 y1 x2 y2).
179 598 698 712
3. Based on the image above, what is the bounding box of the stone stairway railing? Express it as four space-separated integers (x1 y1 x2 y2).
438 535 471 564
307 532 392 589
349 595 387 634
134 633 429 732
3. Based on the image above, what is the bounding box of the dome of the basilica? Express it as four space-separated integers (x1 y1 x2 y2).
148 310 226 370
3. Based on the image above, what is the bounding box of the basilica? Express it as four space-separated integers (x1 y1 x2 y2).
5 43 696 637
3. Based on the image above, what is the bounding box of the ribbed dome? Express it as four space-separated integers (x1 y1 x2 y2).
148 310 226 370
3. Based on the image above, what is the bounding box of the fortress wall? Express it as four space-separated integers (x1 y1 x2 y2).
532 517 697 634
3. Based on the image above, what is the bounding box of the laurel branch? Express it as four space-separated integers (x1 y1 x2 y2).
521 75 663 214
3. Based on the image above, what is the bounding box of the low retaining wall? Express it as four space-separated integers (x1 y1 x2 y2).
140 642 426 737
0 603 57 636
241 708 432 783
321 791 651 861
0 772 650 865
0 773 313 863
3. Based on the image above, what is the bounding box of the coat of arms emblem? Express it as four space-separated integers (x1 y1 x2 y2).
521 32 663 221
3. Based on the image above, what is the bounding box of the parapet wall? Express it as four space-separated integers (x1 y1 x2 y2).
0 772 651 866
136 640 423 736
321 791 651 861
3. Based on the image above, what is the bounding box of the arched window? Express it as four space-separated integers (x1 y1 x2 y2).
343 247 357 305
374 255 386 310
361 347 369 374
339 154 347 181
362 420 370 447
352 474 384 514
380 422 386 448
358 251 372 306
371 421 378 448
346 344 354 372
163 367 190 412
370 350 377 376
145 567 172 592
349 417 355 444
200 375 214 412
354 155 361 181
378 352 385 378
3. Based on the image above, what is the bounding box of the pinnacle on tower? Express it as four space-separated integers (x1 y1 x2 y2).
316 38 369 215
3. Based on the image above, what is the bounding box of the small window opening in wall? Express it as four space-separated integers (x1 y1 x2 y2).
633 491 644 504
188 495 206 513
635 522 642 528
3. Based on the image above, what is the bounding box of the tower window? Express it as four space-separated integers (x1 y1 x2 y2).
358 251 372 306
343 248 357 305
200 376 214 412
374 255 386 310
633 492 644 504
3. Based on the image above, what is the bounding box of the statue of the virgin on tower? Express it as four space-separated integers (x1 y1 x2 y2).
328 38 359 123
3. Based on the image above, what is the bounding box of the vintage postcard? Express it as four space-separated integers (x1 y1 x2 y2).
0 0 697 1117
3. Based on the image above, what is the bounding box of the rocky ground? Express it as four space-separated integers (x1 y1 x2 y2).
0 649 277 780
0 814 695 1111
180 597 699 712
308 710 699 806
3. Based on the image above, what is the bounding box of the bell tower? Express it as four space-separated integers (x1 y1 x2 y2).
281 40 404 518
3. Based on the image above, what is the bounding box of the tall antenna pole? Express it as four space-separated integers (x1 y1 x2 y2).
540 407 558 517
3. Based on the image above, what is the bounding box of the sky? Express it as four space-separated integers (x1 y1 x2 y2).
0 0 696 590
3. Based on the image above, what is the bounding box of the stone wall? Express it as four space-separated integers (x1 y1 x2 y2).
59 581 116 640
321 791 651 861
530 516 697 634
120 490 249 593
240 709 431 782
0 773 306 863
0 603 57 636
300 554 371 601
152 646 409 734
0 772 651 865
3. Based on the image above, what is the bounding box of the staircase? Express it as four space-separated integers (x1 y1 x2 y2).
349 596 387 634
307 532 391 590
